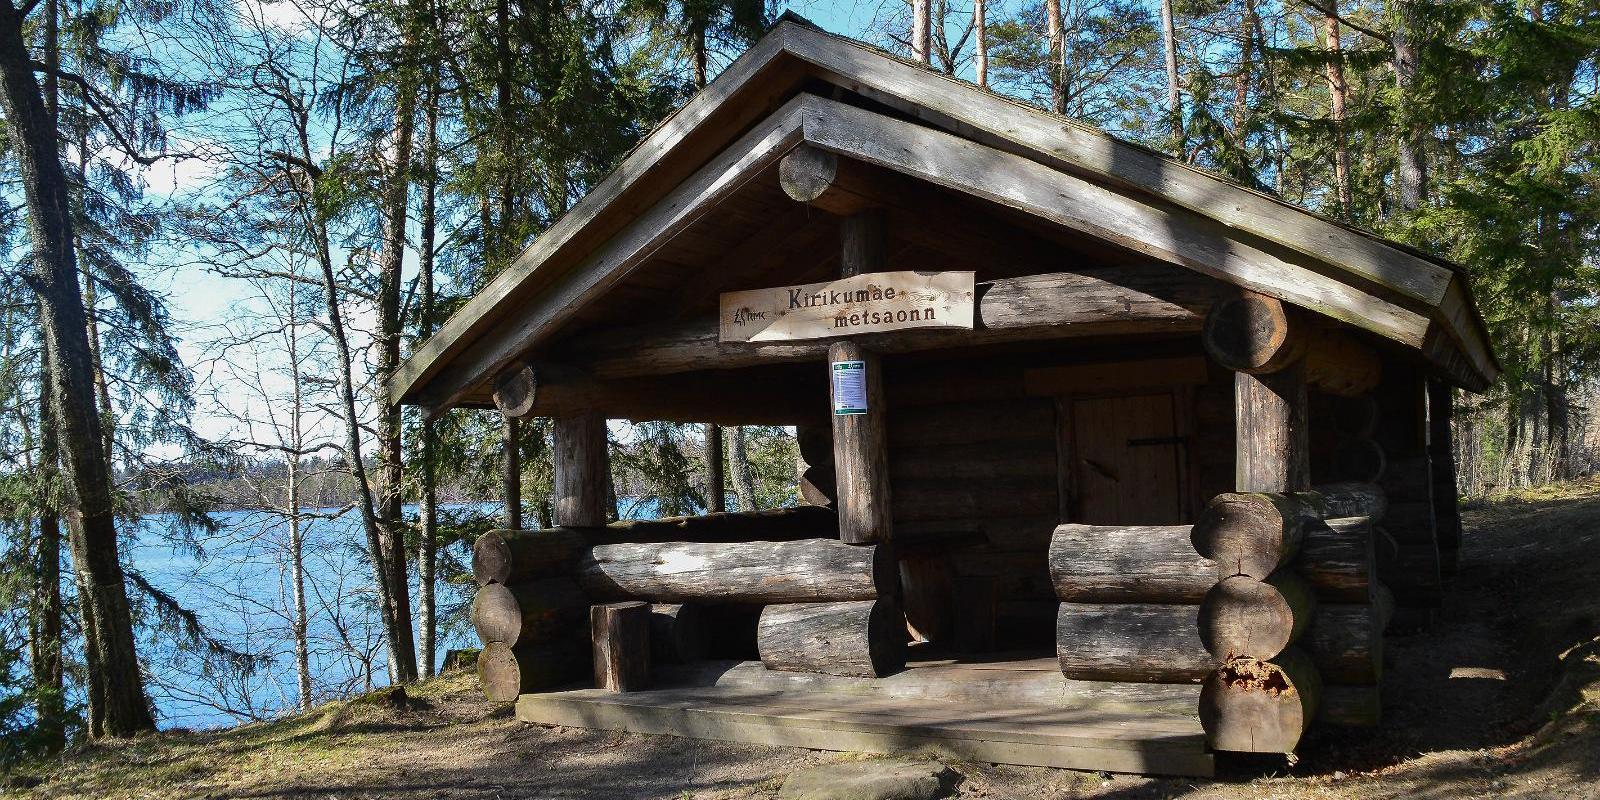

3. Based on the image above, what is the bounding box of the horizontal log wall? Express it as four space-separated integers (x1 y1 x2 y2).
472 507 841 587
578 538 895 603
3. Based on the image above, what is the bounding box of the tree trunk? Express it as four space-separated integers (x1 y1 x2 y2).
417 78 441 679
1324 7 1355 217
1045 0 1063 113
1390 0 1426 213
0 0 153 736
373 0 421 684
704 423 725 513
691 24 707 88
1232 0 1254 133
311 168 407 689
286 277 312 710
973 0 987 87
911 0 930 64
728 426 757 512
1160 0 1183 151
80 256 114 462
31 328 65 751
504 415 522 529
494 0 514 260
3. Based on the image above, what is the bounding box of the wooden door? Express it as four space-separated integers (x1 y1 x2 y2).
1060 393 1187 525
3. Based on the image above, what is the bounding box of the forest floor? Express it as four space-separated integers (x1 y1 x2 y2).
6 479 1600 800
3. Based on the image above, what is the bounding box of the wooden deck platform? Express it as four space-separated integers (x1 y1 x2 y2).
514 655 1213 777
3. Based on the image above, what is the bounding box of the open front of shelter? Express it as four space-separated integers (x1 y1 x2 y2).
393 16 1497 779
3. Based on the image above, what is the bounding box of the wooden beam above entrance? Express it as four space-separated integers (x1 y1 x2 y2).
561 265 1223 380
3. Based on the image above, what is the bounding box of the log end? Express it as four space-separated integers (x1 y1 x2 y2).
1192 493 1310 580
478 641 589 702
1199 653 1321 754
1198 576 1294 661
471 583 520 645
1202 294 1304 373
779 145 840 204
472 531 514 587
492 362 538 418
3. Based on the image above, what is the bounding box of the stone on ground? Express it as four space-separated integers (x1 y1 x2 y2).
778 759 956 800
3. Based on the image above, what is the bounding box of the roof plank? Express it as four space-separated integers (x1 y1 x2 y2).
797 97 1433 351
781 23 1457 309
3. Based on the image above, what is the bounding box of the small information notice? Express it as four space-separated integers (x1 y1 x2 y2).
719 271 975 343
831 360 868 416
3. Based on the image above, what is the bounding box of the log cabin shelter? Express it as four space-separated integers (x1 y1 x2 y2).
399 15 1498 778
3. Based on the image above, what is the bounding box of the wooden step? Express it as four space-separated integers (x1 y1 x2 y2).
658 658 1202 717
515 685 1213 777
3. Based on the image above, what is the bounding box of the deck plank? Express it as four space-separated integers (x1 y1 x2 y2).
515 685 1213 777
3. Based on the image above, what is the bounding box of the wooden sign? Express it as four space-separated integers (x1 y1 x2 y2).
719 271 976 343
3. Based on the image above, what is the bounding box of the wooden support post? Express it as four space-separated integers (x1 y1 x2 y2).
1205 293 1311 493
554 412 610 527
1235 367 1311 493
830 211 893 545
1426 380 1462 574
502 415 522 530
591 601 651 692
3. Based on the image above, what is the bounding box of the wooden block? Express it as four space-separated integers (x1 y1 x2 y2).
592 601 651 692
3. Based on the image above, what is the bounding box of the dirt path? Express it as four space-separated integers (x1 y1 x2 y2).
8 481 1600 799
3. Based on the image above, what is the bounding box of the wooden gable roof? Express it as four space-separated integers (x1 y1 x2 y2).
392 15 1498 412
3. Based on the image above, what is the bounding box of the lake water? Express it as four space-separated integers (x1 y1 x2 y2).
126 503 494 730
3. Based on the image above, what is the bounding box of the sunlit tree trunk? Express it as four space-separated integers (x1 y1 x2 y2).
1160 0 1183 151
691 23 707 88
1324 8 1355 218
1045 0 1063 112
417 78 441 680
973 0 987 87
1232 0 1256 133
911 0 930 64
286 276 311 710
